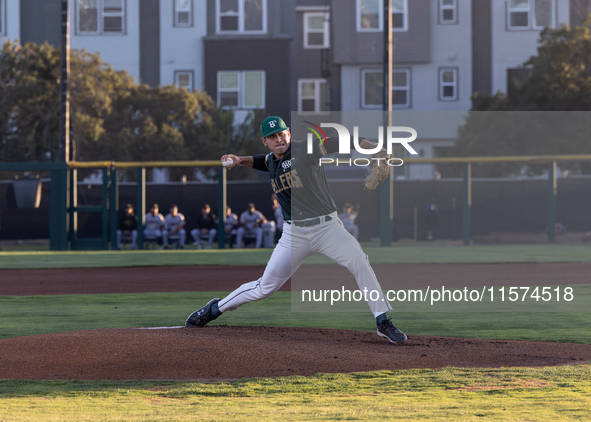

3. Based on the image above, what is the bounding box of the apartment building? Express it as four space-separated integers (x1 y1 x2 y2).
202 0 294 122
0 0 330 135
329 0 588 178
1 0 207 90
3 0 591 178
0 0 20 41
334 0 590 111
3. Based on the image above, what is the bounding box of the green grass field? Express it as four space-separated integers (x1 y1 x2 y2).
1 242 591 269
1 244 591 420
1 366 590 421
1 292 591 343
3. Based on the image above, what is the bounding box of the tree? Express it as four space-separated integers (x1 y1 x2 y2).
81 83 209 162
196 108 269 161
0 41 61 162
69 47 136 161
521 18 591 111
451 19 591 175
0 41 266 166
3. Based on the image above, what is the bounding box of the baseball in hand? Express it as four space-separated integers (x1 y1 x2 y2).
222 158 233 168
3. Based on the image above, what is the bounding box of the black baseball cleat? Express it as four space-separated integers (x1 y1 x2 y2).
185 298 220 328
377 318 407 343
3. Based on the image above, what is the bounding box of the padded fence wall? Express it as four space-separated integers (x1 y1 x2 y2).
1 175 590 242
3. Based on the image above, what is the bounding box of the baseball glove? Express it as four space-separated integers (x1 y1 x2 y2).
364 150 391 190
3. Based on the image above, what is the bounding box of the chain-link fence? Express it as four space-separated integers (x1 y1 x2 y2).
113 165 276 242
391 160 591 244
2 159 591 248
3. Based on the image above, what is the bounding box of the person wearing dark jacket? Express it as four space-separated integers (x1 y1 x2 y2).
117 204 138 250
191 204 217 249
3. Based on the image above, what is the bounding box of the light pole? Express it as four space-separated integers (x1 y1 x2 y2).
383 0 393 121
52 0 71 251
59 0 70 163
380 0 393 246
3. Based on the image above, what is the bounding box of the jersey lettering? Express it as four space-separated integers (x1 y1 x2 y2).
270 179 279 194
291 169 303 188
285 171 293 188
271 169 303 194
279 174 288 190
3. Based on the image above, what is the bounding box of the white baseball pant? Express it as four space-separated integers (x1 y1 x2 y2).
343 222 359 240
236 226 263 248
116 230 137 249
163 229 186 247
191 228 217 247
143 228 162 239
217 212 392 317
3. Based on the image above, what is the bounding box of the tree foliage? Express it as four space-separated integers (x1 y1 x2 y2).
521 19 591 111
0 41 266 164
451 19 591 175
0 41 61 161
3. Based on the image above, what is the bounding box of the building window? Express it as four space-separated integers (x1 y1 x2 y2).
439 0 457 24
216 0 266 34
175 71 194 91
356 0 407 32
77 0 125 34
357 0 382 32
175 0 192 26
304 12 330 48
392 0 408 31
298 79 330 112
508 0 554 30
439 68 458 101
219 72 239 108
218 71 265 109
243 71 265 108
392 69 410 108
361 69 383 108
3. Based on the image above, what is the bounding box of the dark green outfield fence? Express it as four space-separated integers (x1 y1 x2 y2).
1 155 591 250
0 162 69 250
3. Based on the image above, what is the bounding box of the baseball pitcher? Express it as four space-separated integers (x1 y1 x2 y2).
186 116 406 343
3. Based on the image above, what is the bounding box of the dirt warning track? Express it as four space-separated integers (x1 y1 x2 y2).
1 263 588 295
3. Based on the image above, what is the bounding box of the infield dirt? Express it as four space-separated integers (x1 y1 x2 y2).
1 263 587 295
1 263 589 380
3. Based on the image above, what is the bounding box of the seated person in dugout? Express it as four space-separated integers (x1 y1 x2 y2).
191 204 218 249
236 202 266 248
272 194 283 244
424 198 439 241
144 204 165 247
116 203 138 250
338 202 359 240
163 204 187 249
224 206 239 248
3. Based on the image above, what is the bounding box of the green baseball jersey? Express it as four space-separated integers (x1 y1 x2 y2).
253 139 336 221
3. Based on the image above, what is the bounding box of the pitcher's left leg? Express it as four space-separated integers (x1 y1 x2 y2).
314 220 392 317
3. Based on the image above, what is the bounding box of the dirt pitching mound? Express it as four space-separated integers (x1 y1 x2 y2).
1 326 589 381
